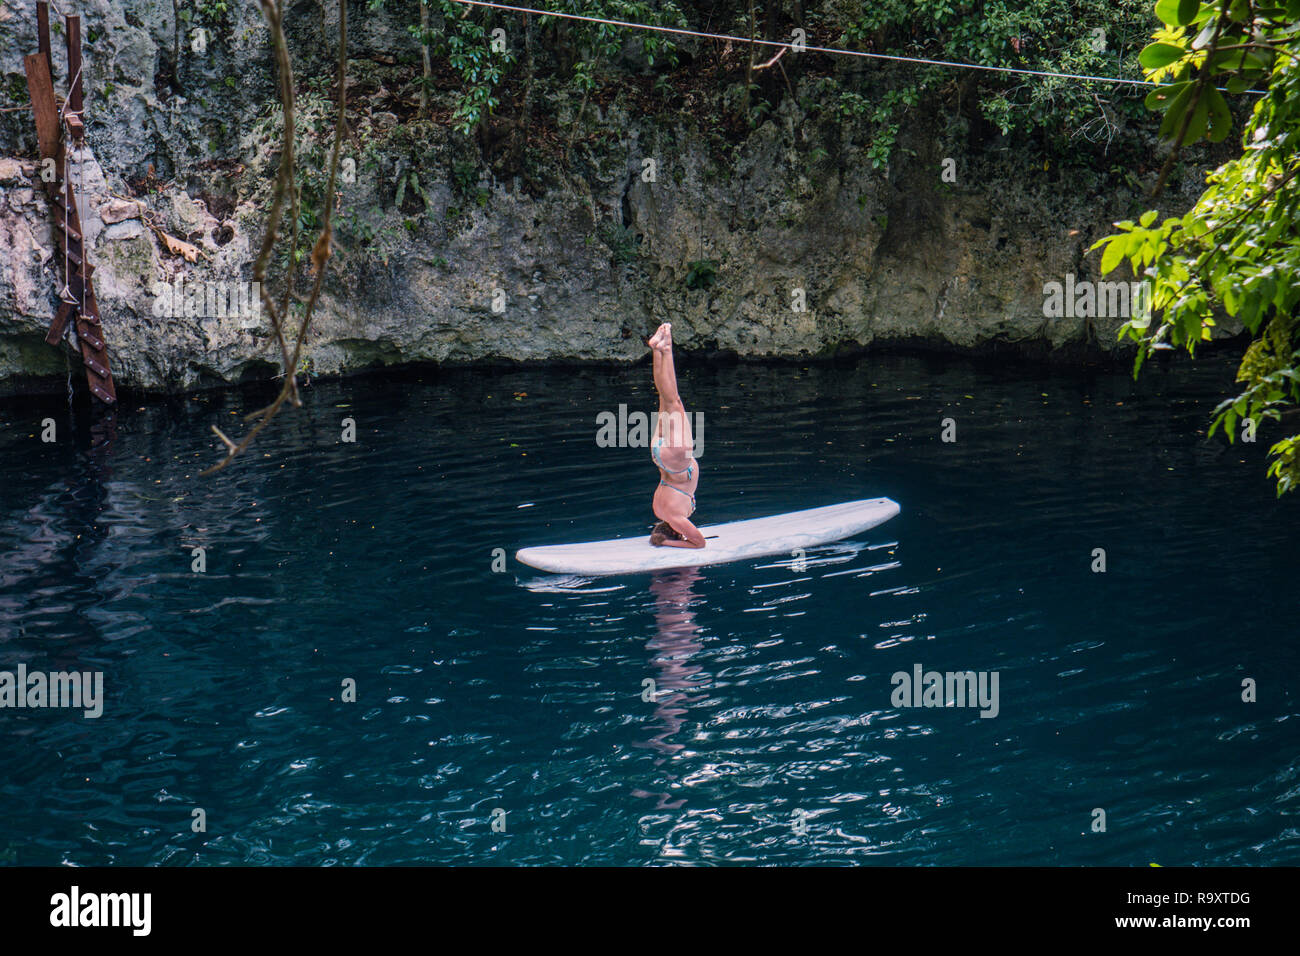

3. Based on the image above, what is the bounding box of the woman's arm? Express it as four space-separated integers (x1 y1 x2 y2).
660 516 706 548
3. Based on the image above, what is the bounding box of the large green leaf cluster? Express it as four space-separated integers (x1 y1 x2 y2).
1093 0 1300 493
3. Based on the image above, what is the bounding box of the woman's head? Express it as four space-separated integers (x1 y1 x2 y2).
650 520 684 545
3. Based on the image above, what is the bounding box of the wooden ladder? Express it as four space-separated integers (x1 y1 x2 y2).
23 6 116 405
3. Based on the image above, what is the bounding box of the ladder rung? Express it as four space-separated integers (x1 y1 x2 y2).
48 193 80 220
86 368 117 405
45 302 74 345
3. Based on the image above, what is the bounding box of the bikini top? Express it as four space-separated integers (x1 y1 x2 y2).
652 435 695 480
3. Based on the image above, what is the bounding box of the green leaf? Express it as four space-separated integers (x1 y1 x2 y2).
1139 42 1186 70
1158 82 1197 139
1204 87 1233 142
1155 0 1201 25
1146 81 1189 112
1183 94 1210 143
1100 237 1126 274
1140 210 1158 227
1154 0 1181 23
1209 48 1269 73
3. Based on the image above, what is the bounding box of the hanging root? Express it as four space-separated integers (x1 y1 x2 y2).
201 0 346 476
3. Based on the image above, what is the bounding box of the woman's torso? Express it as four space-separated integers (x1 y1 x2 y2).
652 436 698 492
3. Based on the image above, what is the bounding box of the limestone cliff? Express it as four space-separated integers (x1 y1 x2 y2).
0 0 1228 397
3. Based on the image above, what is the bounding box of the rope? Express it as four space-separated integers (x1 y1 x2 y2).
447 0 1268 94
72 137 84 315
57 58 85 313
59 141 74 306
58 60 82 122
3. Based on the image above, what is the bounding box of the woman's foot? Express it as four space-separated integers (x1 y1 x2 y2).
647 322 672 351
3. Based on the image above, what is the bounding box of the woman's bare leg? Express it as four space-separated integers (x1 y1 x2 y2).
652 340 682 409
650 324 691 450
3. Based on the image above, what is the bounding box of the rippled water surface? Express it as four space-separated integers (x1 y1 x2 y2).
1 351 1297 865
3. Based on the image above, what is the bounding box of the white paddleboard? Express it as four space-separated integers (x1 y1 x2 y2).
516 498 900 576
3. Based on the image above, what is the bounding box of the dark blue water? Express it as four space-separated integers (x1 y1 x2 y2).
1 351 1296 866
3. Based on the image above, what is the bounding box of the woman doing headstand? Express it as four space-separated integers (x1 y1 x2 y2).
647 323 706 549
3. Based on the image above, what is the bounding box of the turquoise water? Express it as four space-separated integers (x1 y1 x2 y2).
1 351 1296 865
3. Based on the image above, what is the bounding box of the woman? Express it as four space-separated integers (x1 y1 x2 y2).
647 323 706 549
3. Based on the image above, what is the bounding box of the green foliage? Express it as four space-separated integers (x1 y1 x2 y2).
747 87 773 127
253 86 338 273
540 0 685 69
831 85 918 170
407 1 517 134
685 258 718 290
600 222 640 264
451 160 478 196
827 0 1154 151
370 0 685 139
393 162 428 211
340 210 378 246
1093 0 1300 494
196 0 230 22
364 0 513 135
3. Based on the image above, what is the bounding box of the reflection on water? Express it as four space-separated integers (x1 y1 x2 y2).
633 568 707 810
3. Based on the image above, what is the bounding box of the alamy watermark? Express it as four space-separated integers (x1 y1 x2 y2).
596 404 704 457
151 279 262 328
891 663 999 718
50 886 150 936
1043 274 1151 320
0 665 103 718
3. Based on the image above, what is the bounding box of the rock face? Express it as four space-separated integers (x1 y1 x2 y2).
0 146 263 394
0 3 1223 398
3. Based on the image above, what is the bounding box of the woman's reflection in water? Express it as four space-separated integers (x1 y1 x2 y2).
631 567 707 810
